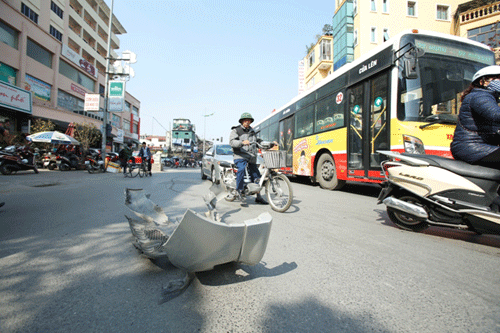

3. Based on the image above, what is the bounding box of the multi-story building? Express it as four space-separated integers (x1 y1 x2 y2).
172 118 196 153
0 0 140 151
301 35 332 93
452 0 500 64
303 0 468 91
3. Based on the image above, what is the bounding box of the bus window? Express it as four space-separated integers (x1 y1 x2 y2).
268 120 279 143
295 105 314 138
315 92 345 133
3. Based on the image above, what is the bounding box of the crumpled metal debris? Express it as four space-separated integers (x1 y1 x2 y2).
124 172 273 273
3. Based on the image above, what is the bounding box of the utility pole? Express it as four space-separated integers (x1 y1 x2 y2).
102 0 114 161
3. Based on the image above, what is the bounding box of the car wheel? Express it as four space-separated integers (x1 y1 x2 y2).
201 167 207 180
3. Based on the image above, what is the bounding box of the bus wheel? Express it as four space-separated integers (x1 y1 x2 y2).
316 153 345 190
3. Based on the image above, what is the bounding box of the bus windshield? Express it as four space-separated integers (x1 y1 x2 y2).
397 34 495 122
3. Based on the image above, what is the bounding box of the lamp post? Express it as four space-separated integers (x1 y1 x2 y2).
202 112 214 155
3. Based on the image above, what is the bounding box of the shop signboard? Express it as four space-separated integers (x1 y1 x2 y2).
0 81 32 114
25 74 51 101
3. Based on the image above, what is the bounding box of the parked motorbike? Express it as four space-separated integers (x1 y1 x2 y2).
0 146 39 175
57 152 82 171
42 152 58 170
377 150 500 235
219 142 293 213
85 151 105 173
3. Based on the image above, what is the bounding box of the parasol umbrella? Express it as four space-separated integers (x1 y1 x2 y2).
28 131 80 145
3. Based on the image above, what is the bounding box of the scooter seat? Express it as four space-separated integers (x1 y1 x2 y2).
402 154 500 182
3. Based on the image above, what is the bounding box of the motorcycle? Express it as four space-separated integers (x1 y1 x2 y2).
0 145 39 175
42 152 58 170
57 152 82 171
219 142 293 213
377 150 500 235
85 151 105 173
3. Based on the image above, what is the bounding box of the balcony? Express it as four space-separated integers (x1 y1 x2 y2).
460 3 500 23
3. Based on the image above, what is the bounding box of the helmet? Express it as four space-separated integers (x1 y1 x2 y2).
472 65 500 83
239 112 254 124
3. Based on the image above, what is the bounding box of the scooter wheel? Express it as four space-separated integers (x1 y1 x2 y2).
387 195 429 232
0 165 13 175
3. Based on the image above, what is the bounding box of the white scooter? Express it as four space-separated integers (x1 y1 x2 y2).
377 151 500 235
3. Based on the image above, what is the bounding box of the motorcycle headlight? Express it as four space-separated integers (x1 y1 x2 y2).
403 135 425 154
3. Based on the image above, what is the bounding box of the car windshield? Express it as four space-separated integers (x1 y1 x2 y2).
216 145 233 155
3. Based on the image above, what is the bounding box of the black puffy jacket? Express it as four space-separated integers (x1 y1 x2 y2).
451 88 500 164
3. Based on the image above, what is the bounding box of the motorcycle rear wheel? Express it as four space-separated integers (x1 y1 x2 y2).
387 195 429 232
265 174 293 212
0 165 13 175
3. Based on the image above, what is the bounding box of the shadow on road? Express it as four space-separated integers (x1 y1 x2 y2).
196 261 298 286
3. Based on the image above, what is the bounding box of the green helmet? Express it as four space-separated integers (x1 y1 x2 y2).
239 112 254 124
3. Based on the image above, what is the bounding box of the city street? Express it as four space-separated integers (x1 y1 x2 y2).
0 168 499 332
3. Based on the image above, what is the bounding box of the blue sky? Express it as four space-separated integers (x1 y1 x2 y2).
108 0 336 142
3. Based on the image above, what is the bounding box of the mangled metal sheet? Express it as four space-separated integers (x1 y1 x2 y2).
125 188 272 273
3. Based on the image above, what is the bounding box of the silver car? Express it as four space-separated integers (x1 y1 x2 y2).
201 144 233 182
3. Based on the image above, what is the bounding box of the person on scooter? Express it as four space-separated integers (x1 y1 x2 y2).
229 112 269 204
451 65 500 169
119 143 134 176
138 142 152 176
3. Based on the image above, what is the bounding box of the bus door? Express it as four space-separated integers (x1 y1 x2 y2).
347 71 389 179
279 116 294 172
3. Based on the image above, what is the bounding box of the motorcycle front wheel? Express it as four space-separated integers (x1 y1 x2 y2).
265 173 293 212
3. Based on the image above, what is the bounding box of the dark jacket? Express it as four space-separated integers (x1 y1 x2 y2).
451 88 500 164
138 146 152 159
229 125 262 164
119 147 133 162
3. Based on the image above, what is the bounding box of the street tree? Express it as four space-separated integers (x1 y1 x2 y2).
73 122 101 154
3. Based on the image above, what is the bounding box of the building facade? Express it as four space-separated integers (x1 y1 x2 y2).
0 0 140 151
301 35 333 93
453 0 500 64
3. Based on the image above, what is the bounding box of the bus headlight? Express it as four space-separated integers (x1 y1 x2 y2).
403 135 425 154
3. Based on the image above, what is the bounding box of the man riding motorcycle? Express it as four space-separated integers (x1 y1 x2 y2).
229 112 269 205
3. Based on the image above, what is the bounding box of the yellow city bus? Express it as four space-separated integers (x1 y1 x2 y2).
254 30 495 190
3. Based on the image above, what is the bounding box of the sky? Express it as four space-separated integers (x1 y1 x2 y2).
106 0 336 142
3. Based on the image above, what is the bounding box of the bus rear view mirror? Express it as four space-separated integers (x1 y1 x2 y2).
404 58 418 79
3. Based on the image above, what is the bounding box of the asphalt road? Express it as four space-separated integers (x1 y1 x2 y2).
0 168 499 333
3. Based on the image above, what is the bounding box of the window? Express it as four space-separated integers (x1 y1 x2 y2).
51 1 63 19
50 26 62 41
99 84 105 97
27 39 52 68
21 3 39 24
58 89 84 112
407 1 417 17
468 23 500 48
308 50 315 68
0 20 18 49
319 39 331 61
315 93 345 133
382 0 389 13
132 106 139 116
436 5 449 20
59 60 95 91
295 105 314 137
371 27 377 43
383 28 390 42
371 0 376 12
125 101 131 111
